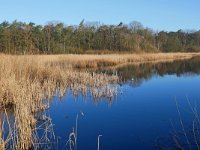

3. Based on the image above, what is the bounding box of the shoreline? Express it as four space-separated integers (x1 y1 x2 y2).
28 52 200 68
2 52 200 69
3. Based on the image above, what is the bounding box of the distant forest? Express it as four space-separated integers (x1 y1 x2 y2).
0 20 200 54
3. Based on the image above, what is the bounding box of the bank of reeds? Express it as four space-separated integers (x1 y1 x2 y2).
44 52 200 68
0 52 199 149
0 54 118 149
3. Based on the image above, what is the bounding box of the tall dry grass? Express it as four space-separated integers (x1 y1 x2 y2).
0 52 199 149
0 54 118 149
44 52 200 68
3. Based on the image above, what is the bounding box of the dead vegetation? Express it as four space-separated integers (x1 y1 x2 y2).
0 54 118 149
0 52 199 149
44 53 200 68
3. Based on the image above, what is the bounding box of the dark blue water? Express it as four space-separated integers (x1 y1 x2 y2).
48 58 200 150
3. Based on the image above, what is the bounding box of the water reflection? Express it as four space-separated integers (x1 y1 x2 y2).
1 57 200 149
100 57 200 87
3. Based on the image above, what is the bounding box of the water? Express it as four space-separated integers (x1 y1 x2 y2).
1 57 200 149
47 57 200 149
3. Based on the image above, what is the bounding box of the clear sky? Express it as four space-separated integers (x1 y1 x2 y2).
0 0 199 31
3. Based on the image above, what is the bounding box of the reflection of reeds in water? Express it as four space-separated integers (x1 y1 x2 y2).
0 54 118 149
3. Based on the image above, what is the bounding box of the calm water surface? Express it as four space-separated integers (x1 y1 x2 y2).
48 57 200 150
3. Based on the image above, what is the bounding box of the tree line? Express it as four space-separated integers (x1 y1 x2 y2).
0 20 200 54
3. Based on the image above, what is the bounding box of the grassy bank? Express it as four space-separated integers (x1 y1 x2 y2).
34 52 200 68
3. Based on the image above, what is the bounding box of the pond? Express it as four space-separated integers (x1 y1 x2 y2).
23 57 200 149
44 57 200 150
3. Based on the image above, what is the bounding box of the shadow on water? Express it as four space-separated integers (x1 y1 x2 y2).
1 57 200 149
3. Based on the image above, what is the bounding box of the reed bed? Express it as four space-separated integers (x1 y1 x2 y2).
0 52 199 149
44 52 200 68
0 54 118 149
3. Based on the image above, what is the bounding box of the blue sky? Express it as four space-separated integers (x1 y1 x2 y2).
0 0 199 31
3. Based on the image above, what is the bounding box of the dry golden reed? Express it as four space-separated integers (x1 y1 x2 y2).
0 54 119 149
44 52 200 68
0 52 199 149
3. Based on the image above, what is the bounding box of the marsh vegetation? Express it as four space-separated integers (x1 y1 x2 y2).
0 53 200 149
0 54 119 149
